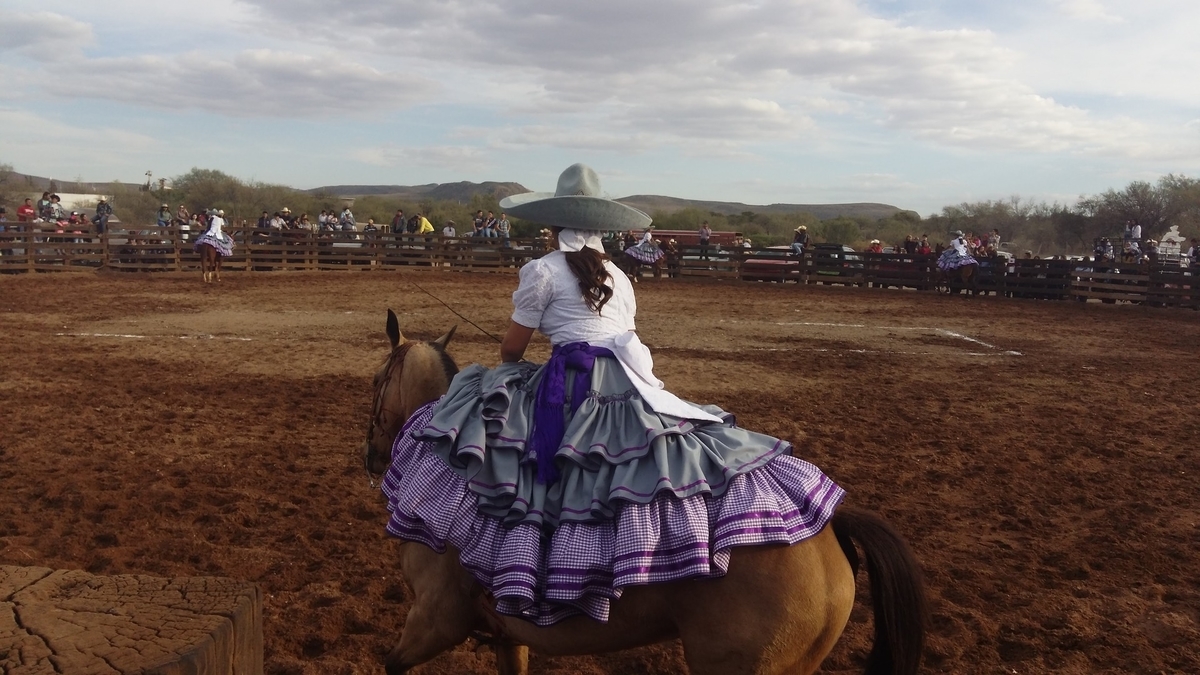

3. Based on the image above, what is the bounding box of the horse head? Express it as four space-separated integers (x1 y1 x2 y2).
362 309 457 476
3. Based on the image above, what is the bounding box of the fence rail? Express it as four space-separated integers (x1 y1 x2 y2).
2 225 1197 309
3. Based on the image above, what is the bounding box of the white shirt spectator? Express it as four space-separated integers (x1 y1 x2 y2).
442 224 456 237
1131 224 1142 240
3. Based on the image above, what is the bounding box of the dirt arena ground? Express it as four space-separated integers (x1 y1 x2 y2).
2 270 1198 675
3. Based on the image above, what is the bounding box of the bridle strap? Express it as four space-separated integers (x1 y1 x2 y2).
365 342 414 487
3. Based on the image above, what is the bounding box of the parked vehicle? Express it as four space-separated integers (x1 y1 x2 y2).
809 243 863 277
741 245 800 282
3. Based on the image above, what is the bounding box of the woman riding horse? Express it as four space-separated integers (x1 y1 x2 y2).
373 163 926 674
390 164 843 611
937 229 977 273
624 224 664 265
193 209 233 283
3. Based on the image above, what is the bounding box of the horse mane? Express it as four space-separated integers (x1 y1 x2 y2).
395 341 458 420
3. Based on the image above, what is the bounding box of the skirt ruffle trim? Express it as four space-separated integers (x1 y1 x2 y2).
384 402 845 626
415 363 791 528
937 250 977 270
625 245 664 263
194 234 234 256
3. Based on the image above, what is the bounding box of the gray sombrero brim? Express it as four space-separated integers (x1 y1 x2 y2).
499 193 651 232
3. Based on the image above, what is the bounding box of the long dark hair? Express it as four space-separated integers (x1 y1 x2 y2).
556 228 613 313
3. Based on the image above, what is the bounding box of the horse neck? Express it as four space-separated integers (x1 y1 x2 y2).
394 342 453 425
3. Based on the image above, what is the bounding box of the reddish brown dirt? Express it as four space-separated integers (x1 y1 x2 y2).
1 270 1198 675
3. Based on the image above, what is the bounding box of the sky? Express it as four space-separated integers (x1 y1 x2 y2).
2 0 1198 215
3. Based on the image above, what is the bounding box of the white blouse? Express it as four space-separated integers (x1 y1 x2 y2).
511 251 635 345
511 250 720 422
205 216 226 239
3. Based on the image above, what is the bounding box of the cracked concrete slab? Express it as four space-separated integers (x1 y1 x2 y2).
0 566 261 675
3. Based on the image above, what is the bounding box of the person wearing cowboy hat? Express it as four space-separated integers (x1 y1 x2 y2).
92 196 113 234
624 222 664 267
397 163 841 627
156 203 172 228
791 225 809 256
937 228 977 272
868 239 883 254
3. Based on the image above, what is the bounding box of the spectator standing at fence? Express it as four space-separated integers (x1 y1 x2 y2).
496 212 511 245
156 204 172 227
48 195 66 221
17 198 35 222
268 211 285 230
482 210 498 238
257 211 271 229
442 220 457 237
1188 238 1199 264
1123 221 1134 244
36 192 51 219
867 239 883 254
339 206 355 229
175 204 190 225
698 221 712 260
1130 221 1142 242
988 229 1000 249
390 209 405 234
415 212 434 235
92 197 112 234
471 210 486 237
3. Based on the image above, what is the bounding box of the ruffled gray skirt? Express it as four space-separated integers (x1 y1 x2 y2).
413 356 793 530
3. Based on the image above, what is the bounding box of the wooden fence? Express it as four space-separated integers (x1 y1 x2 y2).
0 225 549 274
2 225 1197 308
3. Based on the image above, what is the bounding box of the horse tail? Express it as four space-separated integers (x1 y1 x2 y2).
831 507 928 675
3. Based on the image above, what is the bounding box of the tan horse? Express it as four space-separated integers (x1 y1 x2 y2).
363 310 929 675
198 241 223 283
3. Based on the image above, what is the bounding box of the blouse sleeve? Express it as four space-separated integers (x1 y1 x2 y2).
511 258 554 329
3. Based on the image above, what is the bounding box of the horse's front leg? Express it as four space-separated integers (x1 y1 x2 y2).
385 543 478 674
494 642 529 675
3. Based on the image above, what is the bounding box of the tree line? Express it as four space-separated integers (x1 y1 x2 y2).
2 163 1197 254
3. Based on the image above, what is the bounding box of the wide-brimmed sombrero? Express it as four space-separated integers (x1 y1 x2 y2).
499 163 651 232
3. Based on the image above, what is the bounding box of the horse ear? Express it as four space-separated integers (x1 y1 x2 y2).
386 309 403 348
433 325 456 350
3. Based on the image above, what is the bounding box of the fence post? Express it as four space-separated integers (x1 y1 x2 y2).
26 229 36 273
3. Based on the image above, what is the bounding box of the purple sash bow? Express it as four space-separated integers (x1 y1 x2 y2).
529 342 616 484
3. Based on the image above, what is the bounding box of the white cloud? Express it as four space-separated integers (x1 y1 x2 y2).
0 11 93 59
352 145 489 171
1053 0 1124 23
36 49 435 118
0 108 161 178
233 0 1189 160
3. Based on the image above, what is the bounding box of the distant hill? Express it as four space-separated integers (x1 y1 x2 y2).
5 171 141 195
616 195 905 221
9 167 906 220
311 184 905 220
309 181 529 203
